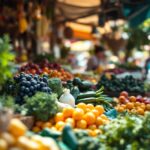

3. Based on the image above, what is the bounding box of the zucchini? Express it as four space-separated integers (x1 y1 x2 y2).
77 91 96 99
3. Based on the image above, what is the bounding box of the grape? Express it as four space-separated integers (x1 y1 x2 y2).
13 73 52 104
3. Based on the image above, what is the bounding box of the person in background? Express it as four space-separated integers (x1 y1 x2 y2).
87 45 106 71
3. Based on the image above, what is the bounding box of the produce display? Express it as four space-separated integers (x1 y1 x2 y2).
33 103 109 137
97 74 145 96
115 91 150 115
0 39 150 150
0 118 59 150
19 61 73 81
12 73 51 104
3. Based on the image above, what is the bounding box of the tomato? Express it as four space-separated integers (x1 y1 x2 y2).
63 107 74 118
55 112 64 122
83 112 96 125
119 96 126 103
129 96 136 102
120 91 129 98
76 120 87 129
72 108 84 120
65 118 75 127
95 105 104 115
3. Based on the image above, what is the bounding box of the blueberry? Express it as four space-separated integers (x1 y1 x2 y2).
41 87 48 92
37 84 41 90
47 87 52 93
34 75 39 81
26 75 32 81
21 77 27 81
20 80 27 86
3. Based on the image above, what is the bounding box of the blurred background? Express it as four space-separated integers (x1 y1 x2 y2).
0 0 149 74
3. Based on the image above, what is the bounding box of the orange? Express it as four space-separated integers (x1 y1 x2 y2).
129 96 136 102
117 106 124 112
32 127 41 133
35 121 43 127
95 105 104 115
42 122 52 129
85 108 91 113
83 112 96 125
65 118 75 127
55 121 65 130
140 103 146 110
92 109 100 117
72 108 84 120
63 107 74 118
88 124 97 130
55 112 64 122
146 104 150 111
121 104 126 109
137 108 144 115
100 114 109 120
86 104 94 110
96 117 104 126
77 103 87 112
126 102 134 110
76 120 87 129
87 129 97 137
135 102 141 107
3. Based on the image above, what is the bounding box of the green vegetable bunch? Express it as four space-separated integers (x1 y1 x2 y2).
25 92 58 121
99 113 150 150
0 35 15 85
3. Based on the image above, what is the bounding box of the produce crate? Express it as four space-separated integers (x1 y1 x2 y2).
13 115 34 129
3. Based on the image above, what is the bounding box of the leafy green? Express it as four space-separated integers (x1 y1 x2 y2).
0 35 15 85
24 92 58 121
0 95 15 109
48 78 63 97
99 113 150 150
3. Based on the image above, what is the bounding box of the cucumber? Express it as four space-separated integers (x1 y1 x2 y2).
62 125 78 150
76 97 99 104
39 128 61 139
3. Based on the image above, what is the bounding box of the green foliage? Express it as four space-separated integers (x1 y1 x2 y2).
48 78 63 97
0 95 15 108
99 113 150 150
25 92 58 121
0 35 15 85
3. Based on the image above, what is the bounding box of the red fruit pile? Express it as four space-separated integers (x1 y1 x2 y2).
115 91 150 115
19 61 73 81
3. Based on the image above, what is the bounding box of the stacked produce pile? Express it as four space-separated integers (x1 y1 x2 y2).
19 61 73 81
115 91 150 115
97 74 145 96
33 103 109 137
0 118 59 150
